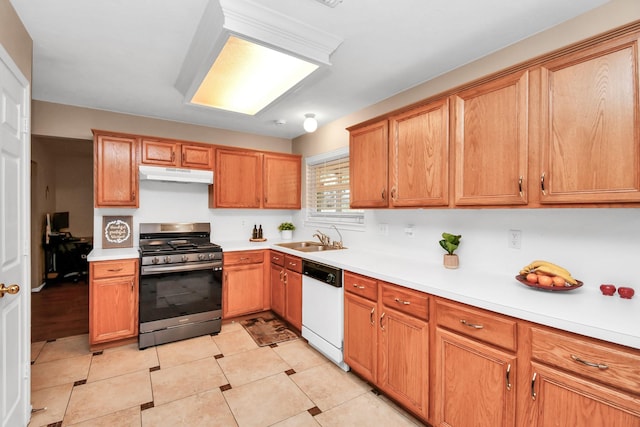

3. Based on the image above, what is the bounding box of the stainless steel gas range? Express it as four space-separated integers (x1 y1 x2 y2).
138 222 223 349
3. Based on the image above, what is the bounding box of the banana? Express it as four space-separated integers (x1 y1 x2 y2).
519 260 572 277
530 265 578 285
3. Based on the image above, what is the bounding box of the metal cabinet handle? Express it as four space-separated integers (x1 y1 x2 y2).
352 283 365 289
540 172 546 195
518 176 524 197
391 186 396 201
380 312 386 331
283 272 288 285
460 319 483 329
394 297 410 305
279 269 284 281
171 151 175 162
130 279 134 291
531 372 537 400
506 363 512 391
107 268 123 272
381 188 386 200
370 307 375 326
571 354 609 370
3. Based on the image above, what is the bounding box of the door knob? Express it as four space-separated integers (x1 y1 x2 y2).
0 283 20 298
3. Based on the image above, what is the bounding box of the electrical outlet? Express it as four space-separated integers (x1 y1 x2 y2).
404 225 415 238
508 229 522 249
378 223 389 236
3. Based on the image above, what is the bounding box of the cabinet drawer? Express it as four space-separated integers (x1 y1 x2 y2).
344 271 378 301
270 251 285 267
381 282 428 320
531 326 640 394
284 255 302 273
435 299 516 351
224 251 264 266
91 259 138 279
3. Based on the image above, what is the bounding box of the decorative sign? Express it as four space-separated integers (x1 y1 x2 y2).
102 216 133 249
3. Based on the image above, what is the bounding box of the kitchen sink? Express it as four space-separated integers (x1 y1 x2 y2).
275 241 343 252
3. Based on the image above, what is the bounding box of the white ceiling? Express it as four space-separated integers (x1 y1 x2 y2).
11 0 609 139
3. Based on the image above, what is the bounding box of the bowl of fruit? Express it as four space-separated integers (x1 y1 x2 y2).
516 260 583 291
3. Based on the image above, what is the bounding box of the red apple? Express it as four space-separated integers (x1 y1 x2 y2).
618 287 635 299
600 284 616 296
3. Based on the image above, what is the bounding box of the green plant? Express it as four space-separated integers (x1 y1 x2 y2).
278 222 296 231
439 232 461 255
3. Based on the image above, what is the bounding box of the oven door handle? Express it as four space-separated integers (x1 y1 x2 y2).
141 262 222 275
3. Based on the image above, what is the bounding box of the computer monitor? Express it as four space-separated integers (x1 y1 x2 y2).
51 212 69 232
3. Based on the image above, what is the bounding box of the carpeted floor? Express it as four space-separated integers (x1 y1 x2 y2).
240 316 298 347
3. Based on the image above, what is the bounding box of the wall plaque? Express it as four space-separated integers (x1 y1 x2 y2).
102 216 133 249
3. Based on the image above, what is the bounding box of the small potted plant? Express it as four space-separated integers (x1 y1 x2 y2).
278 222 296 240
439 232 462 269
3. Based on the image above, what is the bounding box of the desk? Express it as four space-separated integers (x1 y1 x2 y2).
44 235 93 283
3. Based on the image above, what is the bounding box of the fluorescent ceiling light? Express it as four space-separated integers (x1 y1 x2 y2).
190 36 318 115
176 0 342 116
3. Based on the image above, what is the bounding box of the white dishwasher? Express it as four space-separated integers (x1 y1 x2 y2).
301 259 349 371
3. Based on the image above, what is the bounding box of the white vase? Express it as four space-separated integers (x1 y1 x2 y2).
281 230 293 240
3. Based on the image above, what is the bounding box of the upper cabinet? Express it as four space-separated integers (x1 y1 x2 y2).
453 71 529 206
534 33 640 204
93 132 138 208
212 148 301 209
140 138 213 170
390 98 450 207
349 120 389 208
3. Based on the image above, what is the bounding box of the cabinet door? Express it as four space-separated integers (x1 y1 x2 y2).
270 263 285 318
378 307 429 421
215 149 262 208
453 71 528 206
181 144 213 170
537 34 640 203
349 120 389 208
284 269 302 331
434 328 516 427
344 292 377 383
223 263 264 318
140 138 178 167
90 275 138 344
389 99 449 207
529 362 640 427
94 134 138 207
263 153 301 209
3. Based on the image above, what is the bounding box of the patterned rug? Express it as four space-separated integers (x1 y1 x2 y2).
240 316 298 347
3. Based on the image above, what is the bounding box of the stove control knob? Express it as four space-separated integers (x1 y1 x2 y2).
208 253 215 260
151 257 160 265
198 253 206 261
181 255 189 262
164 256 171 264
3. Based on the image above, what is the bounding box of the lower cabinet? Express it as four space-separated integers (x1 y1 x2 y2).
223 250 267 318
89 258 139 347
270 251 302 330
343 271 429 422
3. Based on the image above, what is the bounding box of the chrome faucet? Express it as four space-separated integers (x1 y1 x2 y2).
330 225 344 249
313 230 331 246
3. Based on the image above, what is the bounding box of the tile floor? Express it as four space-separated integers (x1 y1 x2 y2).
29 321 424 426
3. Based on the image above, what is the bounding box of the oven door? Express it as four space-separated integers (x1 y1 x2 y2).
139 262 222 333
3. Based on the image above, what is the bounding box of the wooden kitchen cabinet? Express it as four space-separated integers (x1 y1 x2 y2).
89 258 139 347
452 71 529 206
343 272 429 422
433 298 518 427
389 98 450 207
223 250 266 318
349 120 389 208
140 138 213 170
93 131 138 208
269 251 302 330
534 33 640 204
263 153 301 209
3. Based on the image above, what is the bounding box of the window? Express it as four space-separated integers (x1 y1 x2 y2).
306 148 364 226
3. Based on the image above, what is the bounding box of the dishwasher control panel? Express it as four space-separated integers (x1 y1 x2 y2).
302 260 342 288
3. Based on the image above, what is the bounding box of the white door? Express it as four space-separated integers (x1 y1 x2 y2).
0 45 31 427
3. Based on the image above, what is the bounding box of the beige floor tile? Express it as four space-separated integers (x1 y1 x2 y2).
35 334 91 364
151 356 228 406
64 407 141 427
272 340 329 373
219 320 244 335
63 370 152 425
31 341 46 363
29 383 73 427
217 346 290 387
212 328 259 355
87 345 158 382
155 335 221 368
223 372 314 427
290 363 370 411
142 388 236 427
271 411 321 427
31 354 92 391
314 392 421 426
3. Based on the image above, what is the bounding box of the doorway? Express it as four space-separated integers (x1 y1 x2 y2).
30 136 93 342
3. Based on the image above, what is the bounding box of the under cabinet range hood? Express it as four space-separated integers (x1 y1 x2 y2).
139 165 213 184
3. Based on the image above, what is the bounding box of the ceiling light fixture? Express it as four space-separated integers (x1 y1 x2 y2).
176 0 343 116
315 0 344 8
303 113 318 133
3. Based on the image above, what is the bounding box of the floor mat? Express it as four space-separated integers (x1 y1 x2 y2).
240 316 298 347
